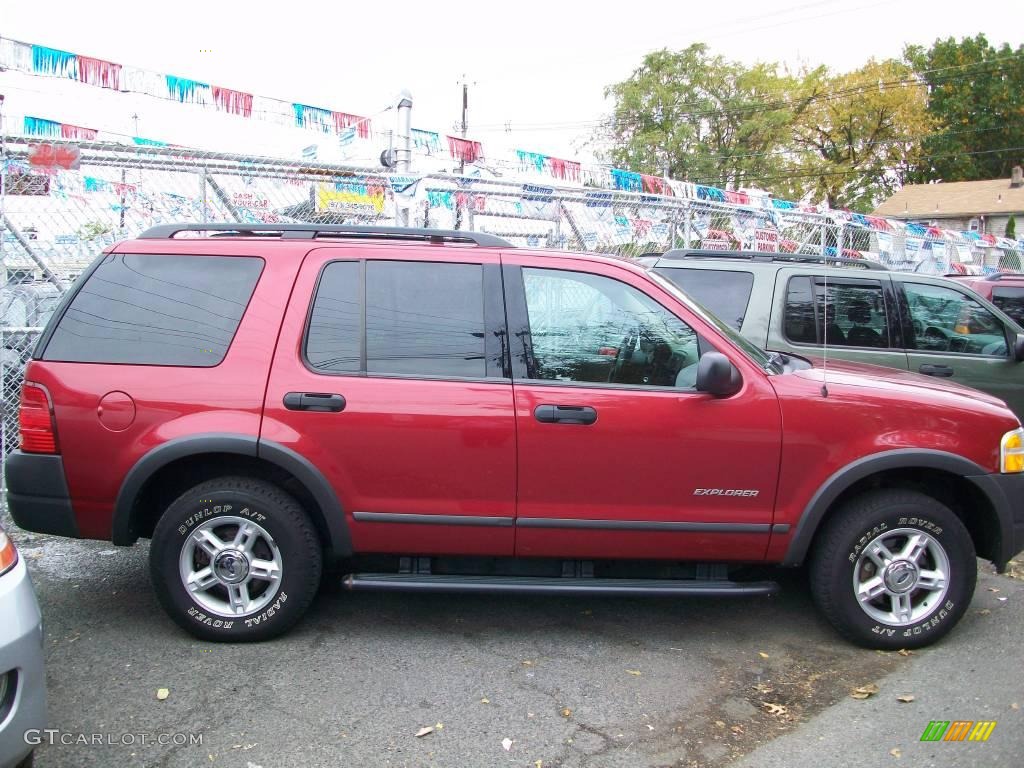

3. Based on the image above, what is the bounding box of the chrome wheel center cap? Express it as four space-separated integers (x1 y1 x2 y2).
884 561 919 593
213 549 250 584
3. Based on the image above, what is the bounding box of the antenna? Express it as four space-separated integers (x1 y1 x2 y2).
821 269 829 398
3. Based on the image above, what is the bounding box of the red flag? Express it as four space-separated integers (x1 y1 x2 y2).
447 136 483 163
28 143 81 170
77 56 122 90
211 86 254 117
59 123 97 141
333 112 371 139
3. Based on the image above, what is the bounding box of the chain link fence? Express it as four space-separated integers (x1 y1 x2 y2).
1 135 1023 488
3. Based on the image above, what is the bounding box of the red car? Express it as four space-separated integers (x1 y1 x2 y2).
6 224 1024 648
947 272 1024 328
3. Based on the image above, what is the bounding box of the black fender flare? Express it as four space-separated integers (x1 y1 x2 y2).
781 448 1005 567
112 433 351 557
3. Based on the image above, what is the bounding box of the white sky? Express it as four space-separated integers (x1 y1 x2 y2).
1 0 1022 169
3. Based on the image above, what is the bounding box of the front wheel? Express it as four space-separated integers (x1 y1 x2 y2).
150 477 323 642
809 489 976 649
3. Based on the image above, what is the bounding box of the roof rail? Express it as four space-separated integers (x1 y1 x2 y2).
657 249 888 271
137 223 513 247
984 271 1024 281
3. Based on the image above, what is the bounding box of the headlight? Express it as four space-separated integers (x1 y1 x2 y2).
1002 428 1024 474
0 526 17 576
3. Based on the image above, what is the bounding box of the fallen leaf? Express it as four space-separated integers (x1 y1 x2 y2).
753 683 774 694
890 747 901 758
896 695 915 703
758 652 770 659
415 726 433 738
850 683 880 700
1011 702 1020 711
626 669 642 676
435 723 444 730
560 707 572 718
978 609 992 615
156 688 169 701
714 720 726 728
481 697 490 704
502 737 513 751
731 725 744 734
897 649 913 657
987 587 1000 593
762 702 788 716
521 660 534 667
535 761 543 768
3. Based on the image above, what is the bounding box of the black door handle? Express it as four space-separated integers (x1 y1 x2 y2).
919 364 954 378
534 404 598 425
283 392 346 412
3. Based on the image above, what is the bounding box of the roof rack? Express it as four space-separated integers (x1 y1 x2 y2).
657 249 888 271
983 271 1024 281
137 223 513 247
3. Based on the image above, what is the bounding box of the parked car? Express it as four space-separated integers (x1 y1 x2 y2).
0 524 45 768
648 250 1024 420
5 224 1024 650
946 271 1024 327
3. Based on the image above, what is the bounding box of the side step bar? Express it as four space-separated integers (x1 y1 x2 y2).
342 573 778 597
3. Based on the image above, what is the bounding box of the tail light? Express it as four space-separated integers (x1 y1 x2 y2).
18 382 59 454
0 526 17 576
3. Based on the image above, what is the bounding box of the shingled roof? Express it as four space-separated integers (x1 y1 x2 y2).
873 175 1024 219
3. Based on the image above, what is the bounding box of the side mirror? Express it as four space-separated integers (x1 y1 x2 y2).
696 352 742 397
1014 333 1024 363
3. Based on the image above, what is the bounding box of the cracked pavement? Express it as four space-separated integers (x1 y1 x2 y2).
10 525 1024 768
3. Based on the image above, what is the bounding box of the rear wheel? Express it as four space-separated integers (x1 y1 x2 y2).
149 477 322 642
809 489 976 649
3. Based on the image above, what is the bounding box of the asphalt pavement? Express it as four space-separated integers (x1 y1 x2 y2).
7 524 1023 768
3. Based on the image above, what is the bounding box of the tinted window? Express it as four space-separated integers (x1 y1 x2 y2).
903 283 1007 356
43 254 263 366
654 268 754 330
366 261 485 378
784 276 889 348
523 268 700 387
992 287 1024 326
306 261 361 373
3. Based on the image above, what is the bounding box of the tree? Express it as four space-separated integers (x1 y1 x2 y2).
905 35 1024 182
788 59 933 210
1007 215 1017 240
602 45 811 190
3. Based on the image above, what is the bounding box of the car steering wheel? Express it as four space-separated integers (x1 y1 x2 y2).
924 326 951 351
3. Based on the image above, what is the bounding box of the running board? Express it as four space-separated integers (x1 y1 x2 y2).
342 573 778 597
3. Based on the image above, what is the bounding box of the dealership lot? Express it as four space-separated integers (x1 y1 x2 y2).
11 524 1021 768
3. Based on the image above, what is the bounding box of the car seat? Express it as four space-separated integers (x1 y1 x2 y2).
846 300 885 347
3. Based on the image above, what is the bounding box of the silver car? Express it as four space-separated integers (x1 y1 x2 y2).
0 524 45 768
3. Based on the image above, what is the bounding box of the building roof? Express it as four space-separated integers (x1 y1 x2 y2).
873 177 1024 219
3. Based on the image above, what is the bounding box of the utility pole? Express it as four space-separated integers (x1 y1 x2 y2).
458 78 469 175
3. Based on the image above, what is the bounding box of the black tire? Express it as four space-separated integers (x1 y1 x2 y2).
809 489 976 650
149 476 322 642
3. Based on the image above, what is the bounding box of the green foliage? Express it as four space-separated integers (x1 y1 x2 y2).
904 34 1024 182
78 220 112 240
602 47 930 211
602 45 810 190
1007 215 1017 240
789 59 933 210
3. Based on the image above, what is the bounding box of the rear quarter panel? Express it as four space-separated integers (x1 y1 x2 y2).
26 240 304 539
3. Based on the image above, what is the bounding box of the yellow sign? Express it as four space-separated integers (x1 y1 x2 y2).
316 182 385 214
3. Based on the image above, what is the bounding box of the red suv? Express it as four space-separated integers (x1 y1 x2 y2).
6 224 1024 648
947 272 1024 328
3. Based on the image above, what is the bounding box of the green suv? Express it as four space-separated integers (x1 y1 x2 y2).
648 250 1024 419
